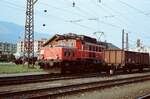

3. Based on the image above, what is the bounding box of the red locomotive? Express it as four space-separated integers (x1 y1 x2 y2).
38 33 149 74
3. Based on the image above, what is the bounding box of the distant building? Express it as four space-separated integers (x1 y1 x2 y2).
0 42 16 55
130 39 150 53
130 46 150 53
15 38 47 58
0 42 16 61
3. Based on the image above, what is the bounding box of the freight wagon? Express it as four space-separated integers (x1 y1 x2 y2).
102 50 149 74
38 33 150 74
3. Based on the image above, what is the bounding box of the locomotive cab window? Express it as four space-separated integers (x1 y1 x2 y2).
64 51 68 56
99 47 103 52
96 46 98 51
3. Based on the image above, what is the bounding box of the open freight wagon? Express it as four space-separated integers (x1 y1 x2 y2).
102 50 149 74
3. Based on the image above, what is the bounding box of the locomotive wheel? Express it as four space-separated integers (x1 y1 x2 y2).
128 68 132 73
138 66 143 72
49 62 54 67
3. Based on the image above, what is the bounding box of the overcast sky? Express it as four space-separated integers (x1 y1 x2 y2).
0 0 150 48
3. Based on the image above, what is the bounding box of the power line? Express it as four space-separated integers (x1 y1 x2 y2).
0 1 127 34
90 0 129 28
0 1 97 36
2 0 150 44
101 2 134 24
117 0 150 17
40 1 86 18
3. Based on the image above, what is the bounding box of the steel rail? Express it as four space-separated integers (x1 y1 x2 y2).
0 73 100 86
137 94 150 99
0 74 150 99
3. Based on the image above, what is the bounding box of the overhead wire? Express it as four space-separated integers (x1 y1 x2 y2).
2 0 150 45
88 0 135 33
39 1 86 18
117 0 150 17
100 0 150 44
66 0 125 30
66 0 97 17
89 0 133 33
4 0 122 31
99 1 140 41
2 0 98 31
101 1 134 25
116 0 150 41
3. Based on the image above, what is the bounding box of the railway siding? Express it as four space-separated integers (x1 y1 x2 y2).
0 72 150 98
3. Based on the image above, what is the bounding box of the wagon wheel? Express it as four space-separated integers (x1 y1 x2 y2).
123 67 128 73
109 69 115 75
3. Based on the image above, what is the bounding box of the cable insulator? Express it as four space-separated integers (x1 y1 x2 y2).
44 10 47 12
99 0 101 3
73 2 75 7
43 24 46 26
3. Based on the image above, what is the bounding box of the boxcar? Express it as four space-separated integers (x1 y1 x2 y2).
102 50 149 74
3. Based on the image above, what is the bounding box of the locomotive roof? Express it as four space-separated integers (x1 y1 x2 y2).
43 33 120 50
43 33 97 46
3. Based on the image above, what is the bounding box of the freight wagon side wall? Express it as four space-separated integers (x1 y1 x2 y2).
125 51 149 66
103 50 124 66
103 50 150 71
142 53 149 65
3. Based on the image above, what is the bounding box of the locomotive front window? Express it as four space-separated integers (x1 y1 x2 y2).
68 51 71 56
64 50 75 57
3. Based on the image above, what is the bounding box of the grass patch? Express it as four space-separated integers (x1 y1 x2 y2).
0 64 43 74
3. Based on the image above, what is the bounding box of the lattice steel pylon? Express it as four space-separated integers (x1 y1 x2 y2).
24 0 37 66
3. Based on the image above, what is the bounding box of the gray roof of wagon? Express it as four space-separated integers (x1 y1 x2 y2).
97 41 120 50
106 43 120 50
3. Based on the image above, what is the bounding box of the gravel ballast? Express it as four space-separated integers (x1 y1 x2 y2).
55 80 150 99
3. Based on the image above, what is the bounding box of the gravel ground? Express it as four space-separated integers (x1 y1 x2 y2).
0 72 150 94
56 80 150 99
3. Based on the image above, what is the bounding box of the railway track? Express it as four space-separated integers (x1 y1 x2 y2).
0 73 150 99
0 74 51 86
0 69 149 86
0 73 101 86
137 94 150 99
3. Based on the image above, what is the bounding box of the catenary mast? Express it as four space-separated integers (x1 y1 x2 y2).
24 0 38 66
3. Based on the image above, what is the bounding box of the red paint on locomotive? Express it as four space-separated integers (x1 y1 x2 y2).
39 33 106 62
38 33 150 74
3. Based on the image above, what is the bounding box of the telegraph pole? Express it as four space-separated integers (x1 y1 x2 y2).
24 0 38 67
126 33 129 51
122 29 125 50
122 29 129 51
